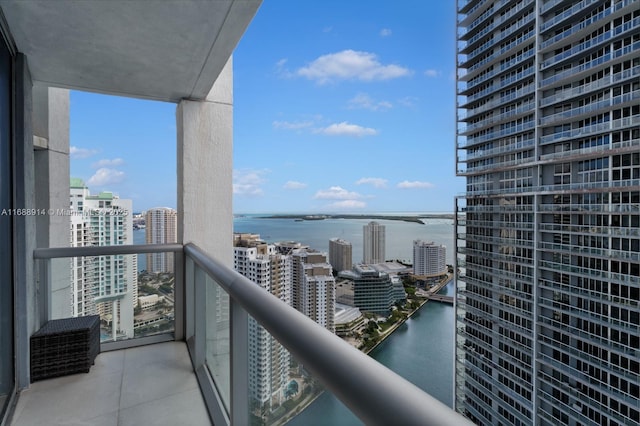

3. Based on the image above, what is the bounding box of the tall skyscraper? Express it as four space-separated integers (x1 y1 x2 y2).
329 238 353 273
233 236 292 410
70 178 137 339
286 247 336 333
412 240 446 278
455 1 640 425
69 178 96 318
363 221 385 264
145 207 177 273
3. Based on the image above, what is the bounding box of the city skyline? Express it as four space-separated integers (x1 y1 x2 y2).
68 0 461 213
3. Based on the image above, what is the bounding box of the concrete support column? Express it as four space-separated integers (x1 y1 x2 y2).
177 56 233 266
33 86 71 319
13 54 35 389
177 57 233 384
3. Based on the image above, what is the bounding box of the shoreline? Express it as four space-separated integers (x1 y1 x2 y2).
254 213 455 224
364 274 453 355
279 275 454 424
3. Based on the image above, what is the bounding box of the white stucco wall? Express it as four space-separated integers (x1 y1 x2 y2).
177 56 233 266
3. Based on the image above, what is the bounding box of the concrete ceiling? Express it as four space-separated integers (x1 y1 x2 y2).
0 0 261 102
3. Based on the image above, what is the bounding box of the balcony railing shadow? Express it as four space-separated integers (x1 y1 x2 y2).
32 243 472 426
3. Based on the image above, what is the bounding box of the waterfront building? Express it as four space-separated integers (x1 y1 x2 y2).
233 238 292 409
70 179 137 339
329 237 353 273
455 1 640 425
334 303 364 337
145 207 177 273
363 221 385 264
289 248 336 333
340 265 395 316
336 280 355 306
413 240 447 278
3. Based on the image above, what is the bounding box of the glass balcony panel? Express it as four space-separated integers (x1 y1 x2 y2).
244 330 362 426
44 253 176 343
540 0 601 33
203 272 231 411
541 41 640 88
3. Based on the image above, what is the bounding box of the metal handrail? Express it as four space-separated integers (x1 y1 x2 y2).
184 243 473 426
33 243 184 258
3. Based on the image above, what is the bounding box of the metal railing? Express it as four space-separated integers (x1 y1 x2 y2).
34 243 473 426
34 243 184 348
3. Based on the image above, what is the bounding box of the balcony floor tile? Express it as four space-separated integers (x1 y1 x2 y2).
11 341 211 426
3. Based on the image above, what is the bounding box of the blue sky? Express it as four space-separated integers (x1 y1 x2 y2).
70 1 461 213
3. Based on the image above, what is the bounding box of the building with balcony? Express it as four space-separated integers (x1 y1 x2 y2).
145 207 177 273
455 0 640 425
0 1 473 425
289 248 336 333
69 179 138 339
69 178 96 319
329 237 352 273
363 221 385 264
413 240 447 278
233 239 292 411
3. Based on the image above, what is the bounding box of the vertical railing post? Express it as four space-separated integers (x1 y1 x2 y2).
37 257 51 325
174 249 185 341
193 265 206 369
230 299 248 426
185 256 195 349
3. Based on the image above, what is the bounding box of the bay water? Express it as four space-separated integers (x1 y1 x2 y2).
233 214 456 425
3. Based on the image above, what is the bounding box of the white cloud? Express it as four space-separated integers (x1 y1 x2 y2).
70 146 99 159
356 177 388 188
397 180 435 189
92 158 124 168
314 186 363 200
284 181 307 190
348 93 392 111
380 28 392 37
87 168 125 187
233 169 268 197
273 120 314 130
328 200 367 209
296 50 412 84
397 96 419 108
424 69 441 78
316 122 378 137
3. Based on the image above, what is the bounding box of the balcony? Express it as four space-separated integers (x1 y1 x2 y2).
539 0 602 34
18 243 472 426
540 65 640 107
12 341 209 425
540 40 640 89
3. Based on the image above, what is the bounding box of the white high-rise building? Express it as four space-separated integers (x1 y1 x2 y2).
363 221 385 264
329 238 352 273
69 178 96 318
233 237 291 409
145 207 177 273
289 248 336 333
70 178 137 339
413 240 446 278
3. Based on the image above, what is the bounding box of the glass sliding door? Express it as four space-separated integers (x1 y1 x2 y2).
0 35 14 419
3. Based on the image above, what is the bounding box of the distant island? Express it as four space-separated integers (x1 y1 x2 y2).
260 213 455 224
